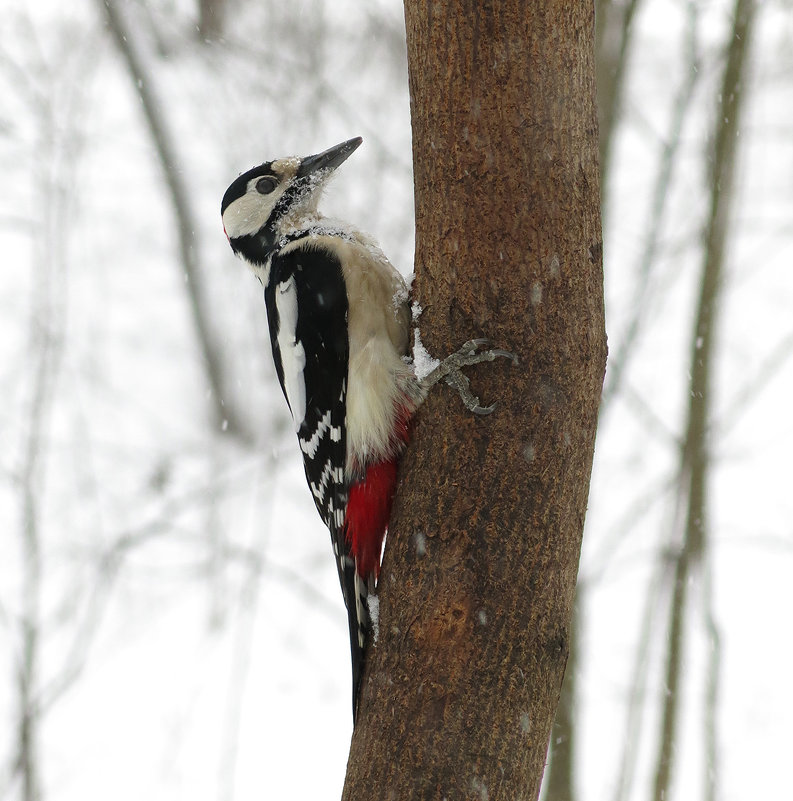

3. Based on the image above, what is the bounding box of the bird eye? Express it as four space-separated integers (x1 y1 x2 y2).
256 177 277 195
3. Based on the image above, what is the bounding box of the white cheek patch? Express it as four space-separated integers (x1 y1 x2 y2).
275 276 307 431
222 189 279 239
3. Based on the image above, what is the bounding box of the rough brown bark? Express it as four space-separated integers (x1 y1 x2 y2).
342 2 605 800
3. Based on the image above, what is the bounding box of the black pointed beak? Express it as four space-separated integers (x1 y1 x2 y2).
297 137 363 179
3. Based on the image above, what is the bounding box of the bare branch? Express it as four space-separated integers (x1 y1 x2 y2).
596 0 642 187
602 1 702 411
96 0 252 441
610 550 673 801
702 561 722 801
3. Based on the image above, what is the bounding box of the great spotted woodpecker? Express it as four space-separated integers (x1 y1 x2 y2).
221 137 512 721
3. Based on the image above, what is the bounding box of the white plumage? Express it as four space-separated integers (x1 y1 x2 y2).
274 275 307 431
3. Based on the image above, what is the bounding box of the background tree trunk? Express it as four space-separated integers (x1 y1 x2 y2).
197 0 226 41
652 2 755 799
343 2 606 799
595 0 641 193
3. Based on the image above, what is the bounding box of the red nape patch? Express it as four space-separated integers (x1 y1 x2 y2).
345 459 399 580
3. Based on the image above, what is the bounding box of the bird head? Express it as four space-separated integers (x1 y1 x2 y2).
221 137 362 259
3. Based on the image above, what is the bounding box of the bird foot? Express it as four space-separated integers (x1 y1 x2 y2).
420 338 518 414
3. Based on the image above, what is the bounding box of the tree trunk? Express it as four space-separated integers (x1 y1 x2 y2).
343 2 605 800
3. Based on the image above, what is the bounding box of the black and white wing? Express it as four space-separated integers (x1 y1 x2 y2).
264 245 366 707
265 243 349 531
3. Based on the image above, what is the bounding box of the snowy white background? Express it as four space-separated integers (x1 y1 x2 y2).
0 1 791 800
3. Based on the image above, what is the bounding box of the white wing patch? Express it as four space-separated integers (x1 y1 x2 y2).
275 276 307 431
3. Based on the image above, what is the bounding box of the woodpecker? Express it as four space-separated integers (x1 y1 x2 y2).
221 137 512 721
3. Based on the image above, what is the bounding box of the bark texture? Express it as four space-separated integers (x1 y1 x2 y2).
343 2 605 799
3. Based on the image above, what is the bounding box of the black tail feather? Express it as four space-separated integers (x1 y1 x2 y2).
343 564 371 724
348 600 366 723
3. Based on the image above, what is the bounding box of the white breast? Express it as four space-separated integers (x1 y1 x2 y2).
279 226 420 472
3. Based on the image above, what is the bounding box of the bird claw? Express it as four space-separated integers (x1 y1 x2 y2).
456 338 519 364
420 338 517 413
467 399 497 415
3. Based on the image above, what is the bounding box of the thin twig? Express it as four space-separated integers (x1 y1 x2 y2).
702 560 722 801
